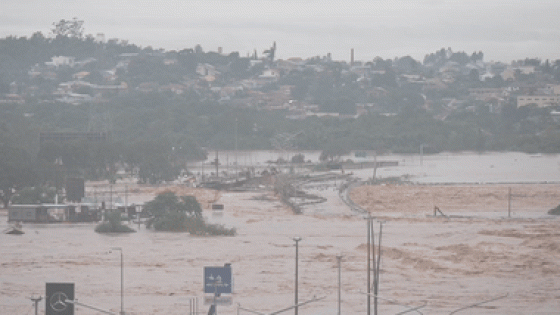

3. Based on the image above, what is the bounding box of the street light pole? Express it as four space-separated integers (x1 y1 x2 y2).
111 247 124 315
367 214 372 315
336 254 343 315
293 237 302 315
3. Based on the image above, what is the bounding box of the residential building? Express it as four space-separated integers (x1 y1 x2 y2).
517 95 560 107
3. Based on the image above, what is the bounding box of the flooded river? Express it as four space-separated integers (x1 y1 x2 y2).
2 152 560 314
193 150 560 184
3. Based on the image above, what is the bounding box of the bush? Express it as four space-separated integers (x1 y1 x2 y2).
548 204 560 215
145 192 236 236
152 212 187 231
95 211 135 233
94 222 136 233
204 224 237 236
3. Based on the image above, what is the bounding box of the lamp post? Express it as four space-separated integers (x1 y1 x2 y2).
292 237 302 315
110 247 124 315
336 254 343 315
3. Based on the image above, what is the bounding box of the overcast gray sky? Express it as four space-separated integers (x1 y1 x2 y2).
1 0 559 62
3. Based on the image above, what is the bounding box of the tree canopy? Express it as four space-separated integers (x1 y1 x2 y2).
143 192 234 235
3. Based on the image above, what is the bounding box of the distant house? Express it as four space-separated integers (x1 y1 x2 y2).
101 69 117 82
543 84 560 96
422 78 448 91
517 95 560 108
164 58 178 65
0 94 25 104
118 53 139 59
160 83 187 95
74 57 97 68
93 82 128 97
276 59 300 72
72 71 90 80
56 93 93 105
249 59 263 67
196 63 220 77
469 88 508 101
210 86 222 94
259 68 281 80
55 80 92 99
479 70 495 81
439 61 460 74
350 65 371 77
45 56 75 68
501 65 536 81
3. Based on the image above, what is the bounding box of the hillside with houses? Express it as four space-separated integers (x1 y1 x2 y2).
4 41 560 117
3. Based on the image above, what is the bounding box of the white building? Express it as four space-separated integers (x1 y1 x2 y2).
517 95 560 108
45 56 75 68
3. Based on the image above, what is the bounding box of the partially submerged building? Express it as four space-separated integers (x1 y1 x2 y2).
8 204 101 223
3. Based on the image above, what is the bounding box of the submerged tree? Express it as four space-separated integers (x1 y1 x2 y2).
144 191 235 235
95 211 135 233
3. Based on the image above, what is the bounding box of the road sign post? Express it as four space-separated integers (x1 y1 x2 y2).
204 265 232 294
204 265 233 315
46 283 74 315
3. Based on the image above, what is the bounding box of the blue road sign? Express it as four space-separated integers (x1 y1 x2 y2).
204 266 232 294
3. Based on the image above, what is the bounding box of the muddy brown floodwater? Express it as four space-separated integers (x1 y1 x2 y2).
2 182 560 315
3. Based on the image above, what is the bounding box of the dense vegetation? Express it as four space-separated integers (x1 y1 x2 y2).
143 192 235 235
1 22 560 206
94 211 136 233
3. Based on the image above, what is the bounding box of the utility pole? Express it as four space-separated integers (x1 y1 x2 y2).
373 221 384 315
367 215 384 315
235 117 238 180
110 247 124 315
215 151 219 178
293 237 302 315
125 185 128 221
367 214 372 315
373 151 378 182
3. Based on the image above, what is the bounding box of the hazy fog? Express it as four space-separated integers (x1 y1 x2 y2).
1 0 559 62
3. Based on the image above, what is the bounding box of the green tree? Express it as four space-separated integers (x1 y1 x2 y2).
143 191 202 218
136 142 176 184
143 192 234 235
51 18 84 39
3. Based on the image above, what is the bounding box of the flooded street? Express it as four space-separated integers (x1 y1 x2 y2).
2 152 560 314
